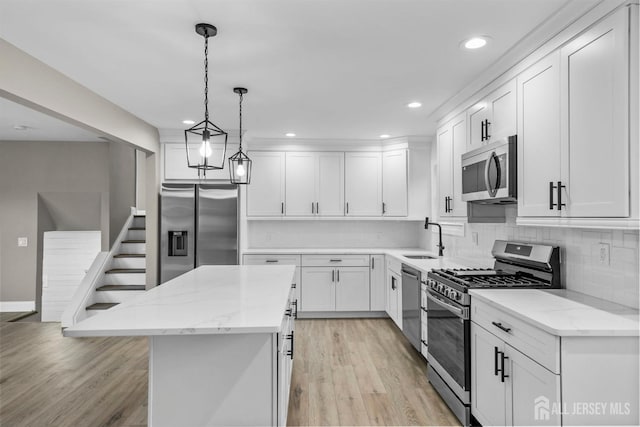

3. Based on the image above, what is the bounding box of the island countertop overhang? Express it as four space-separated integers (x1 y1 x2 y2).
63 265 296 338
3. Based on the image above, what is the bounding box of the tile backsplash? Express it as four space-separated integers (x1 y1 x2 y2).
424 207 640 309
247 220 421 249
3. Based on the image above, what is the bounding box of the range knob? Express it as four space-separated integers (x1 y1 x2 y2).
448 289 459 300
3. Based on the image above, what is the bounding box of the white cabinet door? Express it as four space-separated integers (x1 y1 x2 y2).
335 267 370 311
437 112 467 217
467 80 516 150
488 79 517 142
561 9 629 217
345 152 383 216
369 255 386 311
300 267 334 312
285 152 316 216
471 322 507 427
316 152 344 216
506 344 561 426
382 149 408 216
517 52 562 217
246 152 286 216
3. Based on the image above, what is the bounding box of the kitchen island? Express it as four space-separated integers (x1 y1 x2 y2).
64 265 297 427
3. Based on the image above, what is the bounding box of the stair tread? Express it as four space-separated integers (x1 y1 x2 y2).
87 303 119 310
113 254 146 258
97 284 146 291
122 240 145 243
134 215 145 217
128 227 146 230
105 268 146 274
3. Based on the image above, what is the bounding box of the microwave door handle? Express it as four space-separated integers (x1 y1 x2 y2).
484 151 499 197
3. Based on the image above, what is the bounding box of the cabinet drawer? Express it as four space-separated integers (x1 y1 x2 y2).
386 256 402 275
471 297 560 373
301 254 369 267
243 254 301 266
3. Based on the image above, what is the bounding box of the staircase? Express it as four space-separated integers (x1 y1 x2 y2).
85 214 147 316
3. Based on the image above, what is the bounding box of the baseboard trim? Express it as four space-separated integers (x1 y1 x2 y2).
0 301 36 312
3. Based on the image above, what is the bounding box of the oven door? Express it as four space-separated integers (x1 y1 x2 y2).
426 289 470 402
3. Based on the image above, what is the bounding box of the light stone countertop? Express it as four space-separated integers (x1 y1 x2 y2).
243 247 489 273
63 265 296 337
469 288 640 337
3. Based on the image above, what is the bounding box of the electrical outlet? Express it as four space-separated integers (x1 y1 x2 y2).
598 243 610 265
472 232 479 246
17 237 28 247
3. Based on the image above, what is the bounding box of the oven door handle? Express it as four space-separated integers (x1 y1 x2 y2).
427 291 465 319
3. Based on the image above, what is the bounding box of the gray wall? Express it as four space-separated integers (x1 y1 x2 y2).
109 142 136 246
0 140 135 306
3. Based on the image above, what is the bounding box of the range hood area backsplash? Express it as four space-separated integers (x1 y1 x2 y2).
434 206 640 309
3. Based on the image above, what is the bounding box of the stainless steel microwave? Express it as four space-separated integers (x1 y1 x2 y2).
461 135 516 204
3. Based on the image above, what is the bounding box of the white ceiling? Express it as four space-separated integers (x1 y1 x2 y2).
0 0 590 141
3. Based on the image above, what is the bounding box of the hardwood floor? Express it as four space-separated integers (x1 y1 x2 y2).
0 318 459 426
287 319 459 426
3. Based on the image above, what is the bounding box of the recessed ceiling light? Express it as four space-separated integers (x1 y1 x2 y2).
380 134 390 139
182 119 195 125
285 133 296 137
407 102 422 109
462 36 489 50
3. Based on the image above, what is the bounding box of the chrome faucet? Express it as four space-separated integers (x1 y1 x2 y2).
424 217 445 257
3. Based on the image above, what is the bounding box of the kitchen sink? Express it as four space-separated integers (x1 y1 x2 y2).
403 255 436 260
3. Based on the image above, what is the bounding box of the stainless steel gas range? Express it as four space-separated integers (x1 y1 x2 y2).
426 240 561 426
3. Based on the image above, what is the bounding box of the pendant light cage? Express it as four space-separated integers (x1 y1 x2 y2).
185 23 228 176
229 87 252 184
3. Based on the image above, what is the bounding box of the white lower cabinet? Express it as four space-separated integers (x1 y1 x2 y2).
369 255 386 311
386 257 402 329
300 266 369 312
471 322 560 426
471 296 638 426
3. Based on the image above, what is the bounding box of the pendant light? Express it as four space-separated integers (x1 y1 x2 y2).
184 23 228 177
228 87 252 184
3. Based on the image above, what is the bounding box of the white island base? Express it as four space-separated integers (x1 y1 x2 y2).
63 266 297 427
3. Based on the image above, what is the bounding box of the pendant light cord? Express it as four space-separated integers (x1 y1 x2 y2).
204 34 209 124
238 91 243 151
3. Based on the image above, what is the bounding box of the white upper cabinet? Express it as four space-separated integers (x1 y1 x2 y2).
517 52 562 217
316 152 345 216
382 149 408 216
437 112 467 218
246 151 286 216
467 80 517 150
164 143 238 181
285 152 344 216
560 9 629 218
284 152 316 216
345 152 383 216
518 9 630 219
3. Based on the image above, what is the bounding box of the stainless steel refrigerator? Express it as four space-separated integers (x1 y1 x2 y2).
160 183 239 283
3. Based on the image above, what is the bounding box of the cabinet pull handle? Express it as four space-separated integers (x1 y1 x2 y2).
281 202 284 214
329 259 342 263
485 119 491 141
494 346 500 376
444 197 449 213
382 202 386 214
391 276 397 290
337 269 340 282
292 300 298 319
286 308 292 317
291 282 296 288
557 181 566 211
316 202 319 214
346 202 349 214
266 259 279 263
287 331 294 359
549 181 556 210
312 202 315 214
371 257 375 269
500 352 509 383
491 321 512 333
481 120 485 141
332 270 335 282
